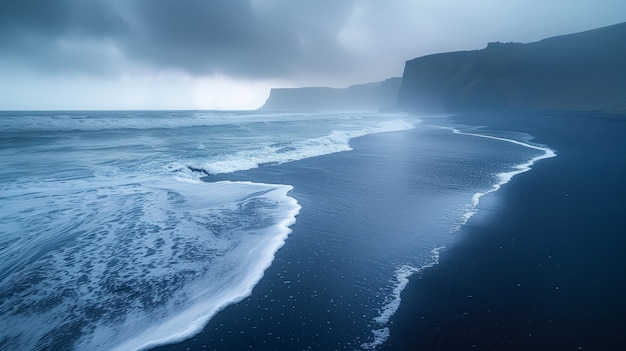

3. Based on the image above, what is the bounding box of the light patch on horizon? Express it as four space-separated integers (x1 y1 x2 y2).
0 73 180 111
192 76 277 110
0 71 277 110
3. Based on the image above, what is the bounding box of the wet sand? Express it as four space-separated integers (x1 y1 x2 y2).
383 111 626 350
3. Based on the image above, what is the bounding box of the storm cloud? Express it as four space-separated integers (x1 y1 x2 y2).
0 0 366 80
2 0 620 79
0 0 624 109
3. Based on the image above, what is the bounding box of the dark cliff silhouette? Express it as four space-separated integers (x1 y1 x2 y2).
260 77 402 111
396 22 626 113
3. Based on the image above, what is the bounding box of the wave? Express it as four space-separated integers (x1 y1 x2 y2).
179 119 415 175
0 111 247 132
0 176 300 351
0 110 403 133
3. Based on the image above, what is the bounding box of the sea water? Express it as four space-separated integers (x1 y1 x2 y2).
0 110 553 350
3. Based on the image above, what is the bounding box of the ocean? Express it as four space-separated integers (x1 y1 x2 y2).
0 110 554 350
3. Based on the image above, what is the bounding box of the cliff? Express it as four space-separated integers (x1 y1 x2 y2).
396 22 626 113
260 77 402 111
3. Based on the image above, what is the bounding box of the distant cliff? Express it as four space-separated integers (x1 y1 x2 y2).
397 22 626 113
260 77 402 111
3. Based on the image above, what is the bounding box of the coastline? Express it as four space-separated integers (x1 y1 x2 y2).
154 124 466 351
383 111 626 350
151 110 626 351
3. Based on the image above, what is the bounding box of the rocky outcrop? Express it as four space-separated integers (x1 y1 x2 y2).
396 22 626 113
260 77 402 111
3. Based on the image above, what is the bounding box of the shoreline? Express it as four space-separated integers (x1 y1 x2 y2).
359 120 556 349
448 125 556 228
151 110 626 351
156 123 474 351
383 111 626 350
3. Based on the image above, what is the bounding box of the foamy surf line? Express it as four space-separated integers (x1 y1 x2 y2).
361 247 443 350
361 126 555 350
111 180 302 351
446 126 557 228
0 176 300 351
181 119 416 176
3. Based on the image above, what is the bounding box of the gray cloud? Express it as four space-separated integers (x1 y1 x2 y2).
0 0 127 75
118 0 365 80
1 0 625 85
0 0 362 80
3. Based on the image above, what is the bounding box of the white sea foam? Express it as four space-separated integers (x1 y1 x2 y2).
448 127 557 229
361 247 443 350
0 176 300 351
186 119 415 175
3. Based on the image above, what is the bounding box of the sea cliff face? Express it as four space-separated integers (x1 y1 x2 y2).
396 22 626 113
260 77 401 111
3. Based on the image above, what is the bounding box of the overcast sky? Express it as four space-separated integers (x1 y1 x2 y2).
1 0 624 110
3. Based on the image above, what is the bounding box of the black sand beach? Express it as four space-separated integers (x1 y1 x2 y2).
155 122 471 351
383 111 626 350
154 111 626 351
